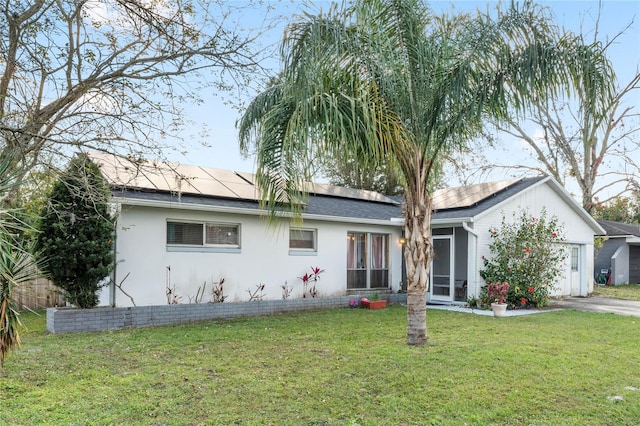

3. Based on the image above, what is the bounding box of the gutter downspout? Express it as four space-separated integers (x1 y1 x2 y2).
110 202 121 307
462 221 478 299
462 221 477 237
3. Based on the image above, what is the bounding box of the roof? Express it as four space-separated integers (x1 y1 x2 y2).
432 179 517 210
110 178 537 224
93 153 601 233
432 175 604 235
110 189 403 223
90 152 399 205
597 220 640 237
432 177 546 221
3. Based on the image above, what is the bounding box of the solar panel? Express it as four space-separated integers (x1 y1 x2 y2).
432 180 516 210
89 152 399 205
91 152 511 209
307 183 399 204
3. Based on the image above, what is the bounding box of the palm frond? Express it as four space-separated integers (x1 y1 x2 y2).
0 152 41 366
238 0 615 221
0 237 41 366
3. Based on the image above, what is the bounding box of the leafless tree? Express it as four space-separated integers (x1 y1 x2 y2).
447 3 639 212
496 72 639 212
0 0 269 182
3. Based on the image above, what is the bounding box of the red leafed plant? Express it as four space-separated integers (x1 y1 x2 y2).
487 282 509 304
299 267 324 298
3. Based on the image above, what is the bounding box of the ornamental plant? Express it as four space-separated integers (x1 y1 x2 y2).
299 266 324 298
487 282 509 304
479 210 567 308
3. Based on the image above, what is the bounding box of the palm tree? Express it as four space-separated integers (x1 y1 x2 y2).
238 0 613 345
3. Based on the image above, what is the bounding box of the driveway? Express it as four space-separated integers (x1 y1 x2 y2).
550 297 640 317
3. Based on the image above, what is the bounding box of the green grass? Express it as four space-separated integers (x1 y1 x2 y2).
592 283 640 301
1 307 639 425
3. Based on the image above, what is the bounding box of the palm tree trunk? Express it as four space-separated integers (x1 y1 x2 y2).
404 192 433 345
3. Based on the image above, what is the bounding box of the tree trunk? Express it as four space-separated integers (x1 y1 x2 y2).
404 192 433 345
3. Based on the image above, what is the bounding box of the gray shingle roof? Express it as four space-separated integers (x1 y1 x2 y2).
112 176 547 224
98 151 558 224
111 188 404 222
597 220 640 237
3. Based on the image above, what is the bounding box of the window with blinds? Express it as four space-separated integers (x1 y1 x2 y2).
167 221 240 247
167 222 204 245
289 228 316 251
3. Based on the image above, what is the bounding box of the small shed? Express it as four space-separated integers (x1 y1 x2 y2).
595 220 640 285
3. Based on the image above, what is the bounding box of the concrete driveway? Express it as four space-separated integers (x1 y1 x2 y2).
550 297 640 317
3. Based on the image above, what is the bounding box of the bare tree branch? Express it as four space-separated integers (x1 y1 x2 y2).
445 4 639 212
0 0 272 187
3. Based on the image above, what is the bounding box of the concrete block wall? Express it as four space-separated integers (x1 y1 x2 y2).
47 293 408 334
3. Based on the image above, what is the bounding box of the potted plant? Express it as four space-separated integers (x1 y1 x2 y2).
487 282 509 317
361 292 387 309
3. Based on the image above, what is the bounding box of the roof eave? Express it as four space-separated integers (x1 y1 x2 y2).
386 217 474 227
432 217 474 227
111 196 402 227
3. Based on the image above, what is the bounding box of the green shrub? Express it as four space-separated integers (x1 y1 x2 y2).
36 154 114 308
480 210 567 308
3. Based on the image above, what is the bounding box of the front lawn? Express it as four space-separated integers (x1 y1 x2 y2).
592 283 640 302
1 306 639 425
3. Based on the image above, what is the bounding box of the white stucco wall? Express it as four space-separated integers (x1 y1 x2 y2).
99 203 403 307
469 181 598 298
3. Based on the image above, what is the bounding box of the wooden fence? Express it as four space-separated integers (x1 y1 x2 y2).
13 277 65 310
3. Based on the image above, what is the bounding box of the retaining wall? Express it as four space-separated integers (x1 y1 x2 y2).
47 293 408 334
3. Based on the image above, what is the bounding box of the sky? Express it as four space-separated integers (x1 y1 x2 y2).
171 0 640 190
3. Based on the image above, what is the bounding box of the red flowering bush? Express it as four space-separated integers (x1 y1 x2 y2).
480 210 567 308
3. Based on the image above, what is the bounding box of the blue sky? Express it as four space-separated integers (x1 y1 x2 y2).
173 0 640 181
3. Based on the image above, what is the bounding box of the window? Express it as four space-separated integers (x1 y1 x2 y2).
289 228 317 252
571 247 579 272
370 234 389 288
347 232 389 289
167 222 203 245
347 232 367 289
167 221 240 250
206 224 239 246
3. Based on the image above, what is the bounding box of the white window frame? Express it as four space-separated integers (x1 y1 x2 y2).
205 223 240 247
347 231 390 289
571 246 579 272
166 220 241 253
289 227 318 255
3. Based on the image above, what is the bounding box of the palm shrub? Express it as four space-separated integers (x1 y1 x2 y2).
0 238 41 366
0 155 42 366
479 210 567 308
36 154 114 308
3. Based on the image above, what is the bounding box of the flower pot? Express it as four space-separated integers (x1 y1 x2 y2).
362 300 387 310
491 302 507 317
